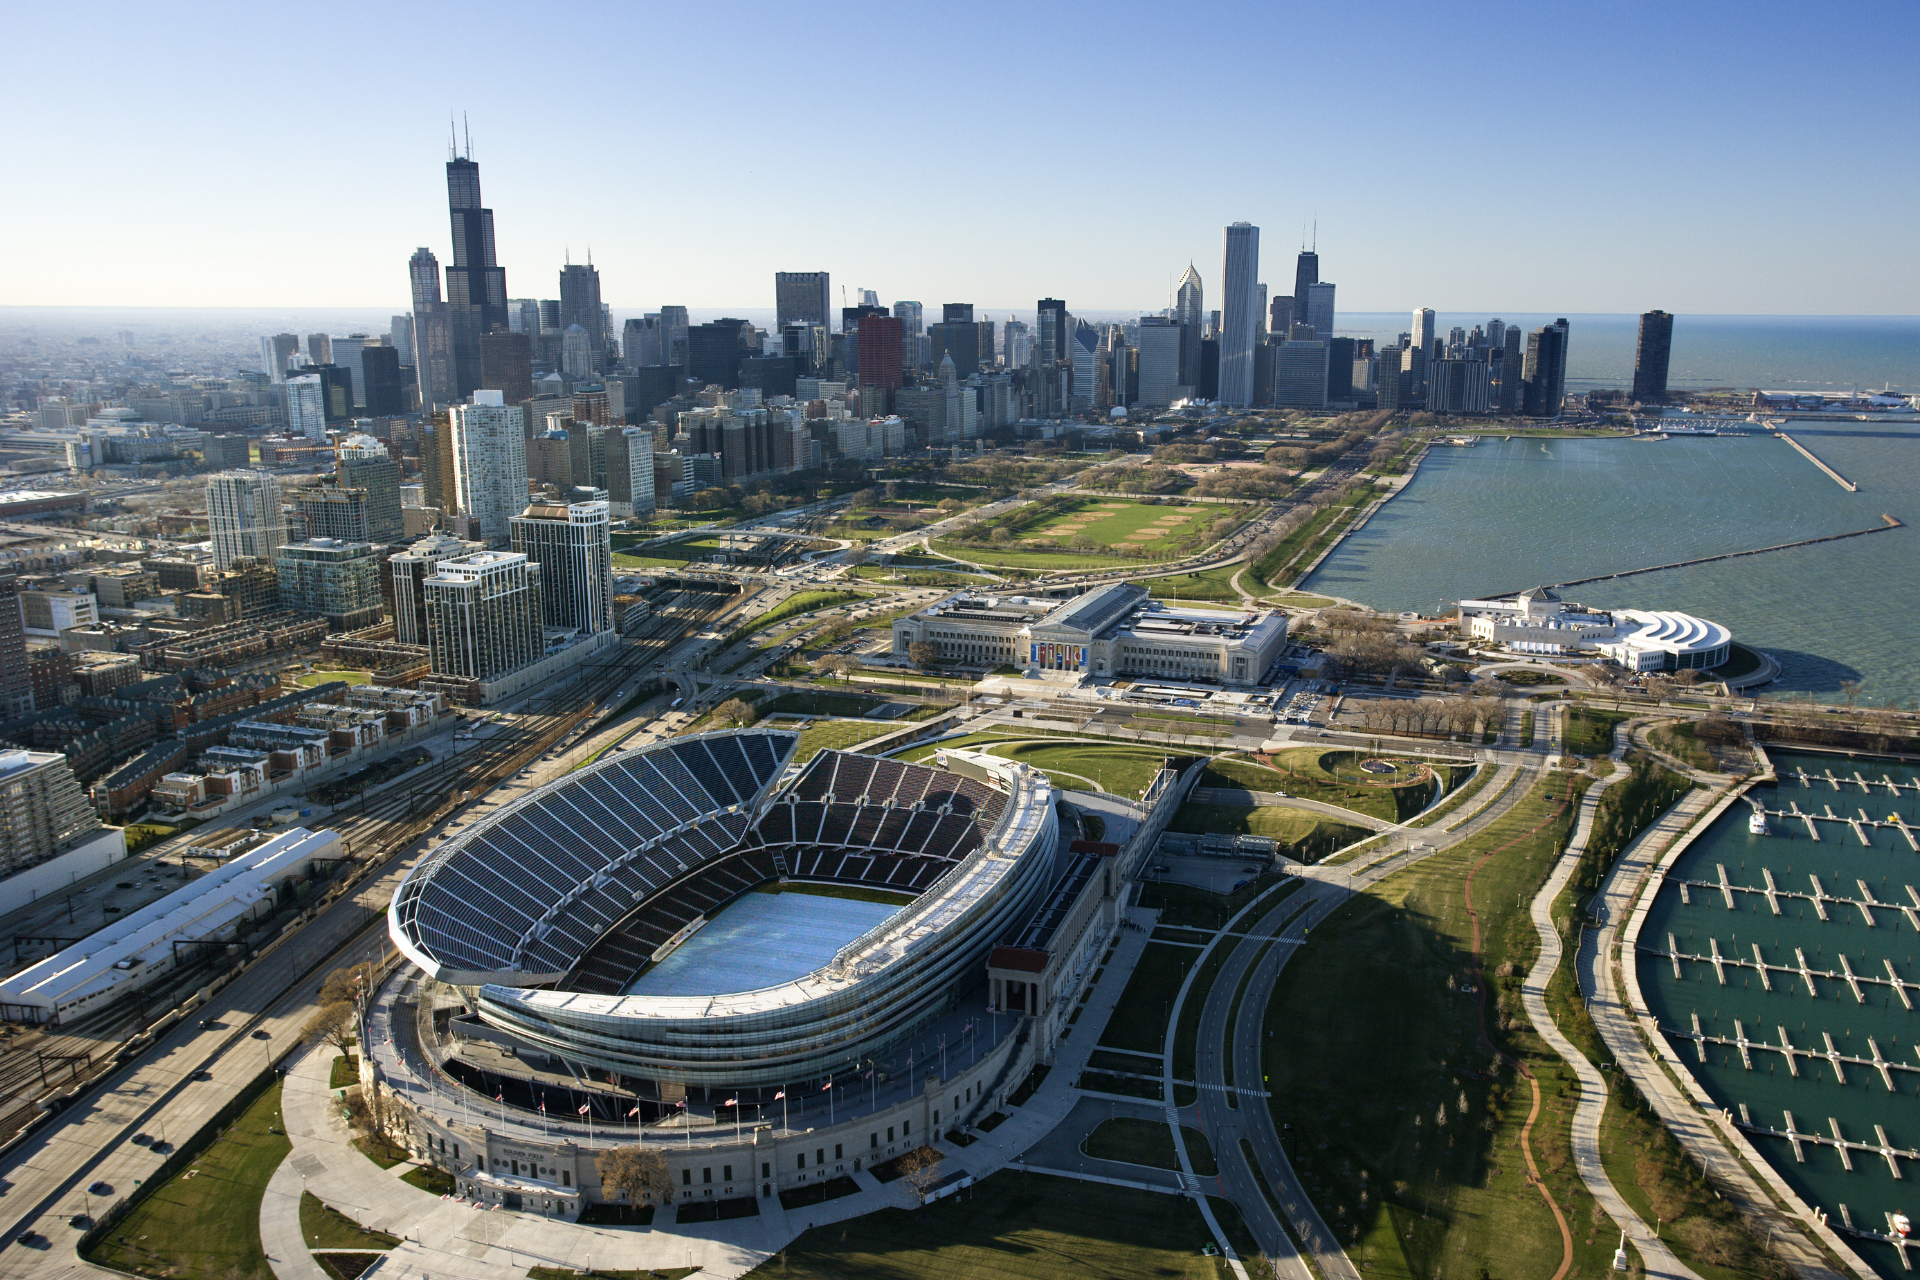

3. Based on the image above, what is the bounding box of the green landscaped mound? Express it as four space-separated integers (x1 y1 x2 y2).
1167 802 1368 862
1204 750 1449 823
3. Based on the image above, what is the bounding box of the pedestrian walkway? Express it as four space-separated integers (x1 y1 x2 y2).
1519 739 1700 1279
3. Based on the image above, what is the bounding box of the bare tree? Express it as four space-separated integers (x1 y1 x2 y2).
303 1000 357 1058
908 641 940 669
818 655 859 682
595 1145 673 1206
712 697 757 728
895 1145 944 1206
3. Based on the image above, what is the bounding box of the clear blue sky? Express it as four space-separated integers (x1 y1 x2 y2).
7 1 1914 315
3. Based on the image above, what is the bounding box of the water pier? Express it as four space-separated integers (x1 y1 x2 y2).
1667 866 1920 930
1644 936 1920 1005
1774 428 1862 492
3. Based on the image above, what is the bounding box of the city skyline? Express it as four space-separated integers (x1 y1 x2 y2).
4 2 1914 315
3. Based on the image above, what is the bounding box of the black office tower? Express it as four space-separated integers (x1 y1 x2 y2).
360 345 407 415
1631 310 1673 403
479 330 533 406
559 262 606 374
688 320 749 388
1522 320 1571 417
1197 339 1220 401
1292 252 1318 323
1036 299 1067 365
443 152 510 399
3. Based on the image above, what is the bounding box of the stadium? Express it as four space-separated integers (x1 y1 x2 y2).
387 727 1061 1114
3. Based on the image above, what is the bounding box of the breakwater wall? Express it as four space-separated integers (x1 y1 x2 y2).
1480 514 1904 600
1773 428 1860 492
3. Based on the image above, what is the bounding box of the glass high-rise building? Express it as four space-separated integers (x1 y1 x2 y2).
1631 310 1673 403
1292 250 1318 327
410 248 457 408
444 155 510 399
1217 223 1260 407
1174 263 1203 390
1522 319 1571 417
558 262 605 374
206 470 287 571
511 499 612 635
1305 281 1337 340
775 272 831 331
450 391 529 546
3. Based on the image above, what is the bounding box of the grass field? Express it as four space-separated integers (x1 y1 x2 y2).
1206 752 1439 823
611 534 734 569
1647 720 1715 771
329 1055 358 1089
741 1169 1236 1280
1167 802 1368 860
300 1191 400 1250
87 1080 288 1280
987 741 1172 798
1260 773 1628 1279
1083 1118 1219 1177
757 690 885 718
788 719 899 763
296 669 371 687
1146 563 1245 602
1098 942 1200 1054
1564 706 1632 756
1249 489 1374 589
933 498 1231 570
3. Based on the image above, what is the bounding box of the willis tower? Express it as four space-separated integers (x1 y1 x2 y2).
444 138 509 399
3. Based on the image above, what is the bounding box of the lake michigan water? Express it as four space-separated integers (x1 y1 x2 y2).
1304 429 1920 707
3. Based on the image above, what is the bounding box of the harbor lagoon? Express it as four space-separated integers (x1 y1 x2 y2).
1304 431 1920 706
1637 750 1920 1279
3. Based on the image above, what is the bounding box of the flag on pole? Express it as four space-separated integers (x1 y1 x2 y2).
724 1097 738 1107
628 1106 640 1117
496 1090 504 1103
773 1090 785 1100
822 1081 832 1091
578 1103 590 1116
539 1098 547 1112
676 1099 688 1109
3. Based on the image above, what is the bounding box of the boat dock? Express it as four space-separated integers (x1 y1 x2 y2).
1643 935 1920 1006
1773 428 1862 492
1666 864 1920 926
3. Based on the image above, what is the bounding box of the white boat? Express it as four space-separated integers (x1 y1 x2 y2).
1892 1211 1911 1238
1748 806 1770 836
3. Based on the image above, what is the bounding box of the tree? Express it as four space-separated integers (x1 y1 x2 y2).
596 1145 673 1205
713 697 757 729
818 654 859 682
818 619 854 646
895 1145 944 1206
908 641 940 669
318 961 377 1010
304 1000 357 1058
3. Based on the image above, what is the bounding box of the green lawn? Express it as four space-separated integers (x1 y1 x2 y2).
727 590 868 643
86 1080 289 1280
1083 1118 1219 1177
1206 751 1437 823
1564 705 1631 756
1647 721 1715 771
299 1190 401 1250
1406 763 1491 829
296 669 371 687
987 742 1173 798
741 1170 1235 1279
790 719 899 763
400 1165 455 1195
757 690 885 718
1167 802 1369 860
1098 942 1200 1055
1146 563 1245 602
1249 488 1373 589
1260 773 1623 1277
329 1055 358 1089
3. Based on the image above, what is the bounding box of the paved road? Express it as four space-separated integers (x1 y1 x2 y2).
1519 742 1700 1279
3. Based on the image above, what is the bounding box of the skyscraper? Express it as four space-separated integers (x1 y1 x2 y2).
857 315 905 390
479 330 533 405
1631 310 1673 402
603 426 656 519
360 345 407 415
206 471 287 571
450 391 529 546
1522 319 1571 417
1174 263 1203 390
422 551 544 681
332 335 367 409
1135 316 1181 409
891 301 924 374
1036 299 1068 367
558 261 605 373
389 315 414 367
410 248 457 408
389 533 479 645
0 577 32 717
286 374 327 439
1218 223 1260 407
775 272 831 330
443 152 510 398
307 333 333 366
260 333 298 383
338 440 404 543
1305 282 1337 340
511 499 612 635
1292 249 1319 326
1411 308 1436 357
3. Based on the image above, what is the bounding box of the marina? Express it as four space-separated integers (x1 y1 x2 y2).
1640 748 1920 1279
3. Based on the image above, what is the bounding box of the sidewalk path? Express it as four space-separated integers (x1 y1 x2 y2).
1519 744 1700 1279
